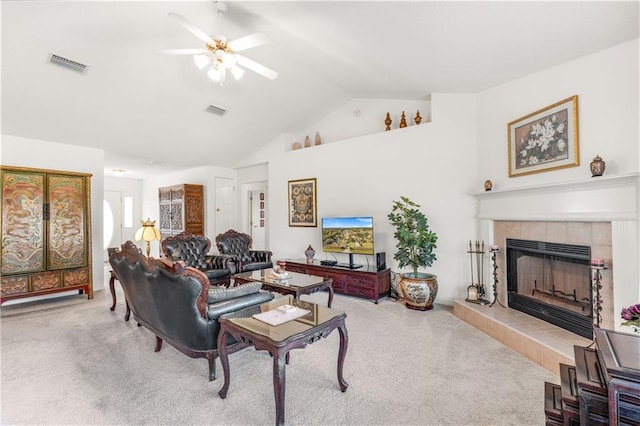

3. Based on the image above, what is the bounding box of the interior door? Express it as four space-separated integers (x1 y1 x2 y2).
215 177 236 239
249 189 267 250
103 190 122 261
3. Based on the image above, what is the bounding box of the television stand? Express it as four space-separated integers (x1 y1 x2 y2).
336 263 362 269
283 259 390 304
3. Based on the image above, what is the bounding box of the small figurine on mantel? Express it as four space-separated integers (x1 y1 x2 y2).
384 112 392 131
304 135 311 148
399 111 407 128
414 110 422 125
315 131 322 145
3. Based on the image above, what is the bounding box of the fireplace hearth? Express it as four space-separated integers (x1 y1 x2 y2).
506 238 593 339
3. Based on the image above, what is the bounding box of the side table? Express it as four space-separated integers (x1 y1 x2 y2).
217 296 348 426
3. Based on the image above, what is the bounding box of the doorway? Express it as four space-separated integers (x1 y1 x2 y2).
103 190 122 261
249 189 267 250
215 177 236 239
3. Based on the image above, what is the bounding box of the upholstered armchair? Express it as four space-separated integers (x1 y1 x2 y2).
162 232 237 286
215 229 273 273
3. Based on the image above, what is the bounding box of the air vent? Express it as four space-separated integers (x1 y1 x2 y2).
48 53 88 73
205 105 226 116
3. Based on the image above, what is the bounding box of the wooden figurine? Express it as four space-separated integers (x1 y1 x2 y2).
399 111 407 128
414 110 422 125
385 112 392 131
315 131 322 145
304 135 311 148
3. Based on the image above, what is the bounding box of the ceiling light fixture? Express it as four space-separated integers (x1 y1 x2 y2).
160 1 277 86
112 169 126 177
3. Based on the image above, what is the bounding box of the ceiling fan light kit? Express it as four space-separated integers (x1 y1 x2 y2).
163 1 277 85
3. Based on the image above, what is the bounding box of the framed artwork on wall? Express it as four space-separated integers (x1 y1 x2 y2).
288 177 317 227
508 95 579 177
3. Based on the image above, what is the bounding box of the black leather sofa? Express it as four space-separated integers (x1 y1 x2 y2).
215 229 273 273
162 231 237 285
109 241 274 381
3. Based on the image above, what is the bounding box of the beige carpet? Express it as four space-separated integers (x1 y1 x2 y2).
1 288 555 425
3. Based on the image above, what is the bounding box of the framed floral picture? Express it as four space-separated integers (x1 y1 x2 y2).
288 178 317 227
508 95 579 177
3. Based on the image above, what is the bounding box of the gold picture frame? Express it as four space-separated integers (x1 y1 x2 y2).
288 178 317 227
508 95 579 177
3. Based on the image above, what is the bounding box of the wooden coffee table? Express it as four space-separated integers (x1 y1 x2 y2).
233 270 334 307
217 296 348 426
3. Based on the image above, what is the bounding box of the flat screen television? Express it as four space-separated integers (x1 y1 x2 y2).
321 216 374 269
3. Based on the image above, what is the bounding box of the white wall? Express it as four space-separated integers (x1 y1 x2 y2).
264 93 479 305
1 135 105 292
477 38 640 190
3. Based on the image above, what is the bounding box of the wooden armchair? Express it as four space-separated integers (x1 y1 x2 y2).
215 229 273 273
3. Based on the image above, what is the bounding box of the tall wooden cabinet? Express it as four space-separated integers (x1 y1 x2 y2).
0 166 93 304
158 184 204 239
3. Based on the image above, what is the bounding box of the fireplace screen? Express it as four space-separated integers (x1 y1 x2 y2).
506 239 593 338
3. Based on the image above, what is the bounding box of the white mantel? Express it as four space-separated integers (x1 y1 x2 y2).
474 173 639 222
473 173 640 332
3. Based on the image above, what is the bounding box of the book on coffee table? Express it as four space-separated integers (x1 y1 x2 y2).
252 306 311 326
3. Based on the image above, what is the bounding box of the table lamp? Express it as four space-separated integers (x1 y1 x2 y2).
134 218 161 257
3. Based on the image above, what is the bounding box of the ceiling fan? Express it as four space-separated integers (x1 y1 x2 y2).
159 1 278 84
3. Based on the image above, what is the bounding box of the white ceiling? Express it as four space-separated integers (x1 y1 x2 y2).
2 1 638 178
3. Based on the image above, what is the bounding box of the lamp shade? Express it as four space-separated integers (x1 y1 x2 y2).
135 218 161 257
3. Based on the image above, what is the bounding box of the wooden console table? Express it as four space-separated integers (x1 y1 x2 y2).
283 259 390 304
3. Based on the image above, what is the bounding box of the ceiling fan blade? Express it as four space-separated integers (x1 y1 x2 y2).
235 55 278 80
227 33 269 52
157 48 208 55
168 12 214 45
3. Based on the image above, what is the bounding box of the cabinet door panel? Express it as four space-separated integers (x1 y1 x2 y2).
1 171 46 274
159 204 171 230
47 175 87 269
0 275 29 296
170 203 183 231
32 271 62 291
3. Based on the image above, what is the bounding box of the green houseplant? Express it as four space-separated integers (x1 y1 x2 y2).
388 196 438 310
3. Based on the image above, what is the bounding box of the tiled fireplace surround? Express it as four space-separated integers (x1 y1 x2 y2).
453 173 639 374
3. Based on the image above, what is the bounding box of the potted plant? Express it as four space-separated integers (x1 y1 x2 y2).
388 196 438 310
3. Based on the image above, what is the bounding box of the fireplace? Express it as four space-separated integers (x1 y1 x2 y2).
506 238 593 338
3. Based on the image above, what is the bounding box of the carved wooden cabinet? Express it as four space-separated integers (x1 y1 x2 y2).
0 166 93 304
158 184 204 239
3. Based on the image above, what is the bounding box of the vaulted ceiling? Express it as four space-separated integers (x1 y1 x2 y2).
2 1 638 178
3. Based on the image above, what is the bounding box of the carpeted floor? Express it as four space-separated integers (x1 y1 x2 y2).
1 288 555 425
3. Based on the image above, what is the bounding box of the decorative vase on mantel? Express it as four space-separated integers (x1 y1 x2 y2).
315 132 322 145
590 155 606 177
304 136 311 148
304 245 315 263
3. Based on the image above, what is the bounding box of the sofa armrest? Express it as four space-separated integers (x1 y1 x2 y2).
249 250 273 263
204 254 238 270
206 290 274 320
